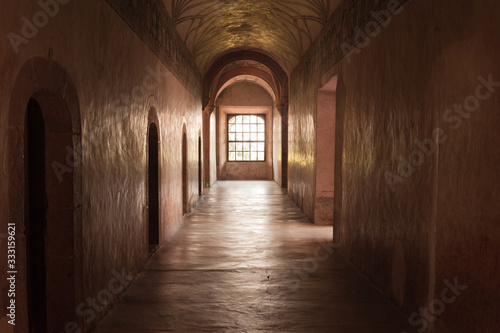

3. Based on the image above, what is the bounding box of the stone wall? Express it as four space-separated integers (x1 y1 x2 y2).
273 107 283 186
289 0 500 331
0 0 202 331
314 88 336 225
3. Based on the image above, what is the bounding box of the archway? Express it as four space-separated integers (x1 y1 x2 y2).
23 92 76 333
214 76 277 182
25 98 48 332
148 123 160 251
8 57 82 332
202 51 289 188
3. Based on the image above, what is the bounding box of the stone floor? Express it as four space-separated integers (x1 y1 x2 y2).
92 181 416 333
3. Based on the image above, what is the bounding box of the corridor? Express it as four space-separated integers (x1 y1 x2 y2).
93 181 416 332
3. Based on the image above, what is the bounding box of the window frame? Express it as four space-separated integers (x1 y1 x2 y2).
227 114 267 163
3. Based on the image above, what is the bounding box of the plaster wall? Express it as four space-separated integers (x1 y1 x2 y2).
314 91 336 225
288 86 317 220
273 107 282 186
430 3 500 332
0 0 201 331
209 111 217 186
289 0 500 331
339 3 500 331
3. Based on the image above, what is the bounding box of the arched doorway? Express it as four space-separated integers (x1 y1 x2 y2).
148 123 160 251
9 58 82 332
25 93 76 332
182 131 188 215
25 98 48 332
202 51 289 188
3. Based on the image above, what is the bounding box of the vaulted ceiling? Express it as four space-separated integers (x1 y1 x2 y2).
163 0 341 73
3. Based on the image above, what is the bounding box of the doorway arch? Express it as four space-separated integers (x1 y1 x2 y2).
8 57 82 332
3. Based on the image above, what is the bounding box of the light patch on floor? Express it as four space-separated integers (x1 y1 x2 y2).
92 181 416 332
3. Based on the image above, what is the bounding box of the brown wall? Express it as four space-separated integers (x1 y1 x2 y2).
0 1 201 331
289 0 500 332
1 0 499 332
273 107 283 186
209 111 217 186
289 85 317 219
314 88 336 225
215 81 274 181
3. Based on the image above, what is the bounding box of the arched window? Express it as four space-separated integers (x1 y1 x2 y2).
227 115 266 162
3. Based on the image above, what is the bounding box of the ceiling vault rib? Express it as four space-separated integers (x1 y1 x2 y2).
165 0 341 73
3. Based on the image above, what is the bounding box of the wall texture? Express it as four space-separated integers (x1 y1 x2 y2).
0 0 202 331
314 89 336 225
289 85 317 220
1 0 499 332
430 2 500 331
289 0 500 332
209 111 217 186
273 107 283 186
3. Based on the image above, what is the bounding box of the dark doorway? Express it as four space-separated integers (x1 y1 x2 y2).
198 136 202 197
182 132 188 215
24 94 76 332
26 98 48 333
11 59 79 332
148 123 160 251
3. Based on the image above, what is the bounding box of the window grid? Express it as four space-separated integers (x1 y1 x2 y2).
227 114 266 162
